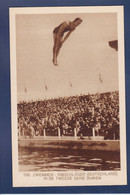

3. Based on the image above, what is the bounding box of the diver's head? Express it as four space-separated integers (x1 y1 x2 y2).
73 18 82 27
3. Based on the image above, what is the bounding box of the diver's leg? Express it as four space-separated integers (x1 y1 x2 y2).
56 42 62 58
53 45 58 65
53 33 63 66
52 33 58 65
56 34 64 58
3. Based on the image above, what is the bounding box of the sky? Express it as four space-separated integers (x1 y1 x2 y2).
16 12 118 102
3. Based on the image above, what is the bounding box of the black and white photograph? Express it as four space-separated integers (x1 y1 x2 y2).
10 6 126 187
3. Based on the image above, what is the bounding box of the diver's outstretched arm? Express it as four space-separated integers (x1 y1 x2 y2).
62 29 75 43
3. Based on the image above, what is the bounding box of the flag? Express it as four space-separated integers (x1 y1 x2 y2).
99 74 103 83
44 79 48 91
69 81 72 87
45 85 48 91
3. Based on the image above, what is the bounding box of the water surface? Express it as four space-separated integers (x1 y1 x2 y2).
19 147 120 171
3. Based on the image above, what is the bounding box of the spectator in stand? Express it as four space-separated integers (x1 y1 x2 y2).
17 91 119 140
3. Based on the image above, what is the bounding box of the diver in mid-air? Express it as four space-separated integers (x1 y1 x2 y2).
52 18 82 66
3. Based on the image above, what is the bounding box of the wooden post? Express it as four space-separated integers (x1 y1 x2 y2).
92 128 95 140
74 128 77 139
113 133 115 140
22 129 25 137
58 127 61 138
43 128 46 138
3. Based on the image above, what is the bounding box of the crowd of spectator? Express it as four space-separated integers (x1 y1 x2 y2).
18 91 120 140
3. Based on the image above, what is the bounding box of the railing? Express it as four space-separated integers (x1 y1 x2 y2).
19 127 113 140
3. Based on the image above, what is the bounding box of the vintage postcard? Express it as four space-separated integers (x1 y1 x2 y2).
10 6 127 187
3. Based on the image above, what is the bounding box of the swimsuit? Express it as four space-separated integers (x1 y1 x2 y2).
53 22 72 34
